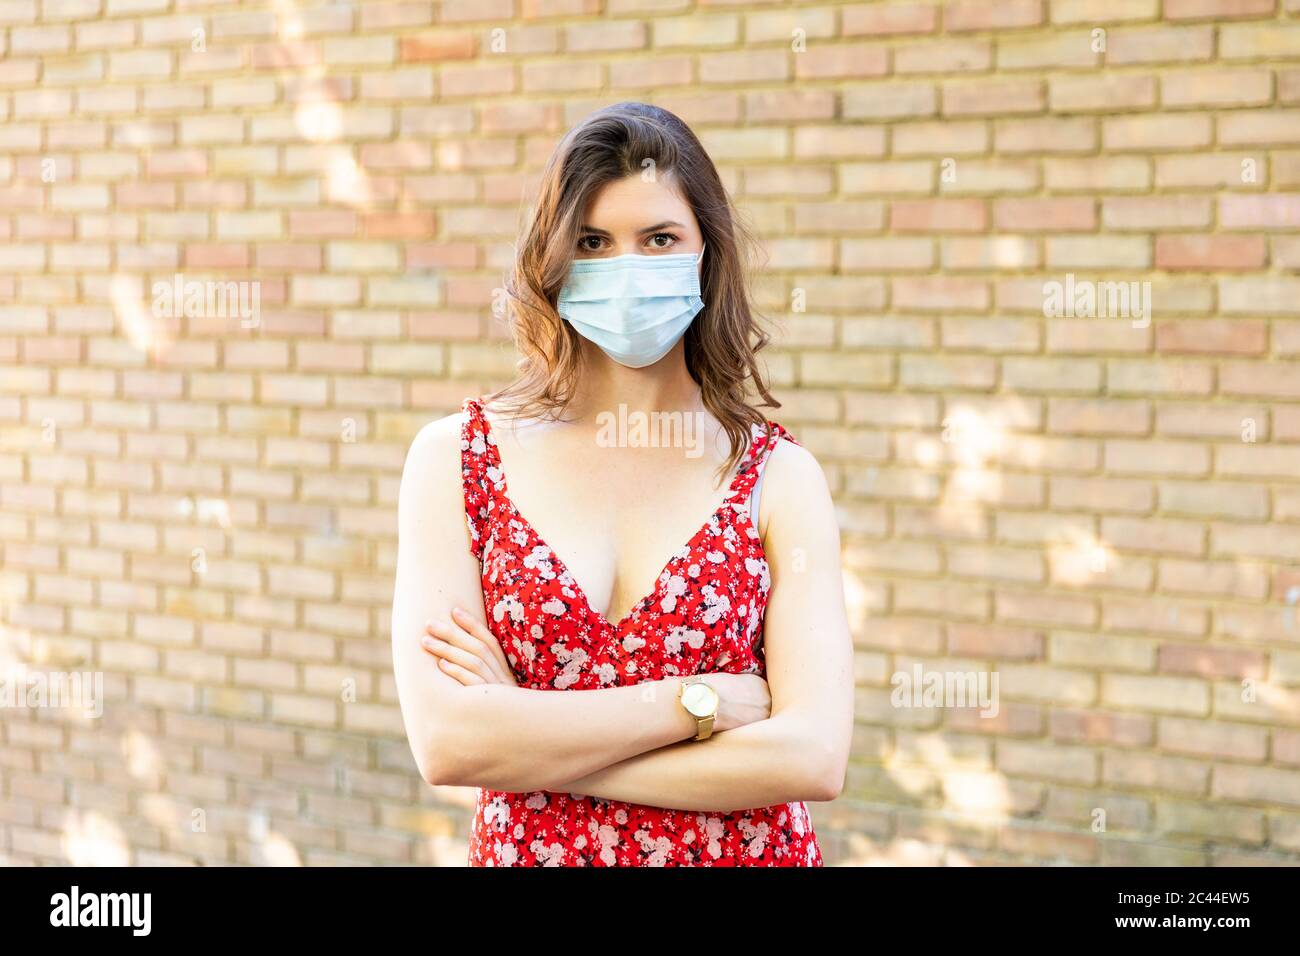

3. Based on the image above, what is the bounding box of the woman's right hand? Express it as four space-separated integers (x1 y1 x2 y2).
693 670 771 734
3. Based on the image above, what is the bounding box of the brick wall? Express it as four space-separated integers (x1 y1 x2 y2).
2 0 1299 866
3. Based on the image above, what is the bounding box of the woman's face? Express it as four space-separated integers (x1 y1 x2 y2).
575 173 704 261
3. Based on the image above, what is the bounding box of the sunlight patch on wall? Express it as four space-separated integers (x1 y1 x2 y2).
63 810 130 866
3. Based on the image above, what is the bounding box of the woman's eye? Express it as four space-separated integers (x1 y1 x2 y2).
578 236 602 253
649 233 677 249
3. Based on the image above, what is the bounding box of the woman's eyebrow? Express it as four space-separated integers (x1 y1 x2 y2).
578 220 687 237
638 220 687 234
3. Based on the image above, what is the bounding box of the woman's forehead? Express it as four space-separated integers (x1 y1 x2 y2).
582 174 695 229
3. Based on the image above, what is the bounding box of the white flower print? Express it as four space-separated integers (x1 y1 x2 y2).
635 831 674 867
658 573 688 613
699 814 726 860
480 795 513 851
663 625 706 656
593 823 621 866
790 802 807 837
522 543 554 575
740 817 771 859
554 657 585 689
531 840 567 866
492 594 525 625
699 586 731 626
557 569 580 600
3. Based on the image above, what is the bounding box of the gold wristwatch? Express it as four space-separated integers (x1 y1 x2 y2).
678 675 719 741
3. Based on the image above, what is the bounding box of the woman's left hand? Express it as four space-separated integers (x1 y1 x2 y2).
422 606 518 687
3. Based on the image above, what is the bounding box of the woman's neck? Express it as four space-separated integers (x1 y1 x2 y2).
564 339 704 423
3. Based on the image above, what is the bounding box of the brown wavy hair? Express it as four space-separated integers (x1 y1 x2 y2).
484 101 779 481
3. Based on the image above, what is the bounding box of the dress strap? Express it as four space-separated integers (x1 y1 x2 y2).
725 419 798 507
461 397 503 561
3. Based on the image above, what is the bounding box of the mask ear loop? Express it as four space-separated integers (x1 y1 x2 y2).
695 242 706 304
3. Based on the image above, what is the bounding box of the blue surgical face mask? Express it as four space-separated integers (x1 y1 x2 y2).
557 244 705 369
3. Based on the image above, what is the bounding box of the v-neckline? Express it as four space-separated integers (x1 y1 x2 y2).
474 402 768 633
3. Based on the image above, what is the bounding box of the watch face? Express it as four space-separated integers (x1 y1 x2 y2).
682 682 716 718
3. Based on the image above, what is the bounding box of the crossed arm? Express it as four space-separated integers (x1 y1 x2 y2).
390 414 854 813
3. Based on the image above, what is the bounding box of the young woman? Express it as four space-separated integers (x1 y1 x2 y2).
391 102 854 867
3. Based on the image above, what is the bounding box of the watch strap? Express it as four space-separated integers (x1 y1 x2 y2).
693 712 715 741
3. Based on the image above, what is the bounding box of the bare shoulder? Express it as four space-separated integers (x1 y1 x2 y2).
756 428 836 538
410 409 464 456
764 429 826 486
400 410 466 515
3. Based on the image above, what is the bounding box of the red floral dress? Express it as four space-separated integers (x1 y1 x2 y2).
459 397 823 867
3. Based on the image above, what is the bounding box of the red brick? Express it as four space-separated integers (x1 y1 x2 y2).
890 198 988 233
1154 234 1267 270
945 0 1044 32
